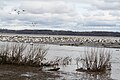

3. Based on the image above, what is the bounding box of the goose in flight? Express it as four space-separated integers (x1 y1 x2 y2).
10 9 26 15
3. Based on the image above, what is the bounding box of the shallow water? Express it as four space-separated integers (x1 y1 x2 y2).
0 41 120 80
46 44 120 80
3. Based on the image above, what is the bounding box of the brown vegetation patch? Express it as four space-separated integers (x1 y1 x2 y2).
76 48 111 73
0 64 60 80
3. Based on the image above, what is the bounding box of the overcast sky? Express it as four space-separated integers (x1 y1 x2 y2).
0 0 120 32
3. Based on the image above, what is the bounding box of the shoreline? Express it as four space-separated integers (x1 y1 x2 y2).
0 34 120 48
0 32 120 38
0 64 60 80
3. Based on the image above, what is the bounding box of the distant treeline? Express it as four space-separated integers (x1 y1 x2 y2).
0 29 120 37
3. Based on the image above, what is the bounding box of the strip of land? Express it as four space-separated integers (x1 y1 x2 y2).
0 29 120 37
0 33 120 48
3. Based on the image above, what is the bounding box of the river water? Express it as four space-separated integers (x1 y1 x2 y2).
0 41 120 80
46 44 120 80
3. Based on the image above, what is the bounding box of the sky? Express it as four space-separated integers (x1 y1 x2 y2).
0 0 120 32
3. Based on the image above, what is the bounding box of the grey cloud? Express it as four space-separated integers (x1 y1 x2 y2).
0 10 78 28
19 1 73 14
103 0 120 2
83 13 91 17
92 2 120 10
69 0 120 10
0 1 6 9
93 12 104 16
84 20 116 26
0 0 120 32
109 11 120 16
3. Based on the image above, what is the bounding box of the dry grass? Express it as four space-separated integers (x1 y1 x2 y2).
61 56 72 66
0 43 72 70
43 56 72 68
76 48 111 72
0 43 48 67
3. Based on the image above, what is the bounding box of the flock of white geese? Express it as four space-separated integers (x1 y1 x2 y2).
0 35 120 48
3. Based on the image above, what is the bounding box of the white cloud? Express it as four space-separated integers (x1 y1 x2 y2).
93 2 120 10
19 1 73 14
0 1 6 9
104 0 120 2
109 11 120 16
0 0 120 32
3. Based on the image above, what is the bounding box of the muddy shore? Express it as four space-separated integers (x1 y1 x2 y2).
0 65 60 80
0 34 120 48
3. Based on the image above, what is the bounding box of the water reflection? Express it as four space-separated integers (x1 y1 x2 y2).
74 71 112 80
0 42 119 80
49 70 113 80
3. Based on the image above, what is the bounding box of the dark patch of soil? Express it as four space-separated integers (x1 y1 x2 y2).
0 64 60 80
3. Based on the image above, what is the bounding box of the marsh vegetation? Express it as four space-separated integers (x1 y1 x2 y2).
0 43 73 71
0 43 48 67
76 48 111 72
0 42 117 80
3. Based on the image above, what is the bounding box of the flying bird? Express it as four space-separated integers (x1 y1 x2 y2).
17 11 20 15
11 9 26 15
14 9 17 11
22 10 25 12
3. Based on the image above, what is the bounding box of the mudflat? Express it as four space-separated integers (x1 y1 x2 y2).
0 64 59 80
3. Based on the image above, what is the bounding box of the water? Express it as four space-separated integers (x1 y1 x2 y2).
0 41 120 80
46 44 120 80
